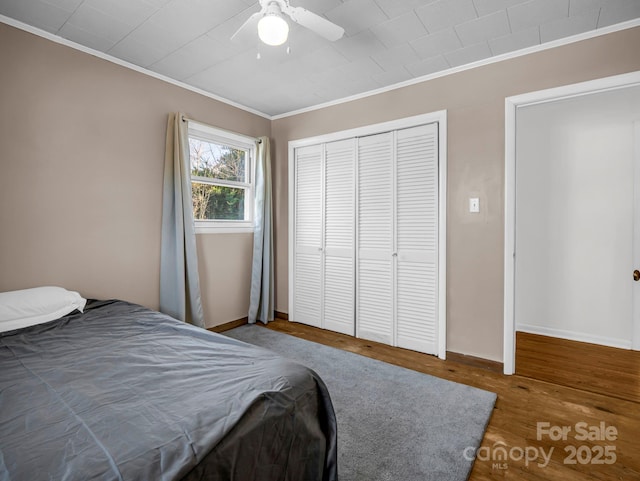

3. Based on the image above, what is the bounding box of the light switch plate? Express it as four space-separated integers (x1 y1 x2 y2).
469 197 480 213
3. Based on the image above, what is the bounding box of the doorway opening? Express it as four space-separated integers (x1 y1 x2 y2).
503 71 640 376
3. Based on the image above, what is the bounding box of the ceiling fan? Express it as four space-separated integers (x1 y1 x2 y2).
231 0 345 47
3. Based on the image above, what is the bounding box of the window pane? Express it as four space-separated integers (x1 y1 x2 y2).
191 183 245 221
189 138 246 183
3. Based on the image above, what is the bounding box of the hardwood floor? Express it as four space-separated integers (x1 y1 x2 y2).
256 320 640 481
516 331 640 404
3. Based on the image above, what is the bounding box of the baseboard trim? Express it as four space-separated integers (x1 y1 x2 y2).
517 324 632 350
446 351 503 374
207 317 248 333
272 313 504 369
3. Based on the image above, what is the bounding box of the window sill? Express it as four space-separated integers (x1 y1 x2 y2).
195 221 254 235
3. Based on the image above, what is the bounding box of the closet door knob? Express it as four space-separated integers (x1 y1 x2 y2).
634 270 640 282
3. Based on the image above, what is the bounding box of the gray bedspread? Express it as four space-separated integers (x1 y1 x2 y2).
0 300 338 481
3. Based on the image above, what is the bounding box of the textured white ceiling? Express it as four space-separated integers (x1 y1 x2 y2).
1 0 639 117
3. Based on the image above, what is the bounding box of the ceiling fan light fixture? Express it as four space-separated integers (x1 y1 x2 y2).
230 0 344 46
257 11 289 46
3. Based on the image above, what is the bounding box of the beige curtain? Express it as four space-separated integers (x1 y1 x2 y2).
159 113 204 327
248 137 274 324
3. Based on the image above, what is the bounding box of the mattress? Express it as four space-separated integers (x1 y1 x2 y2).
0 299 338 481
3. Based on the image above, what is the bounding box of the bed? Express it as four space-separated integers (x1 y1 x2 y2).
0 292 338 481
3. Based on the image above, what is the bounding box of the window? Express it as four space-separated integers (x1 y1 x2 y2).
187 121 256 233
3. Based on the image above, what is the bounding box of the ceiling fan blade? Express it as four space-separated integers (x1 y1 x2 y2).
230 11 262 41
285 6 344 42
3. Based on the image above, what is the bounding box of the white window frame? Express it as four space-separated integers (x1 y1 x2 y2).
187 120 256 234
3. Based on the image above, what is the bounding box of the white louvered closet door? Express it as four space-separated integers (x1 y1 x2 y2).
356 132 394 345
293 145 323 328
323 139 355 335
395 124 439 355
292 120 441 355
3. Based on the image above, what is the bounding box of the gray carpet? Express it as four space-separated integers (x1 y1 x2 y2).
224 325 496 481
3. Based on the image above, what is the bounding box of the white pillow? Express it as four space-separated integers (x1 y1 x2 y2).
0 286 87 333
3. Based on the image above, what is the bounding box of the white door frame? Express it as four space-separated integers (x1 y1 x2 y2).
634 121 640 351
289 110 448 359
503 71 640 375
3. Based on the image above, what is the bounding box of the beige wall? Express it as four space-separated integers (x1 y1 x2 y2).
196 233 254 326
271 27 640 361
0 23 270 328
2 21 639 356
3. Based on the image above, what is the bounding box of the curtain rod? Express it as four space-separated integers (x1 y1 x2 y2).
181 115 262 143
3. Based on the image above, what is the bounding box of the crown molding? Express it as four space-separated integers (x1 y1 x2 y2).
272 18 640 120
2 13 639 122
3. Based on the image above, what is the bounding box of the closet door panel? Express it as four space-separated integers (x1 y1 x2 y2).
294 254 322 328
396 263 436 352
323 139 355 335
293 145 323 328
324 257 354 334
357 133 394 345
395 124 439 354
358 259 393 343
